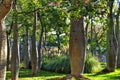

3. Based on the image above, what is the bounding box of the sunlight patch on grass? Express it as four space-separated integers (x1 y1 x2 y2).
6 69 66 80
84 68 120 80
6 68 120 80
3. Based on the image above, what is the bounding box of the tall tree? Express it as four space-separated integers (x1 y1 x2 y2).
37 13 44 72
24 21 30 69
6 22 12 70
11 0 20 80
106 0 116 72
116 3 120 68
0 0 13 80
31 10 38 75
69 17 85 77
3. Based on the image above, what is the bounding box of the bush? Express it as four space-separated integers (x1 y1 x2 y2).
84 53 101 73
42 53 101 73
42 55 70 73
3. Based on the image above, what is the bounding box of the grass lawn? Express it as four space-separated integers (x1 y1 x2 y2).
6 68 120 80
85 68 120 80
6 69 66 80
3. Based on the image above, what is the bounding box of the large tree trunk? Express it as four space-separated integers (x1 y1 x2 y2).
11 1 20 80
0 20 7 80
0 0 13 80
31 10 38 75
116 3 120 68
37 13 44 72
106 1 116 72
69 17 86 76
24 23 30 69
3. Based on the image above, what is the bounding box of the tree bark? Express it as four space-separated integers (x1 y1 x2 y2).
0 0 13 80
31 10 38 75
6 22 12 70
116 3 120 68
106 1 116 72
37 13 44 72
69 17 86 76
11 1 20 80
0 20 7 80
24 23 30 69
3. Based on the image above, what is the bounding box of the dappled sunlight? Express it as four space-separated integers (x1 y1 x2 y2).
84 68 120 80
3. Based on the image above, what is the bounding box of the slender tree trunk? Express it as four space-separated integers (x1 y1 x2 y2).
11 1 20 80
0 0 13 80
106 1 116 72
6 22 12 70
43 26 47 50
90 16 94 55
6 32 10 70
37 13 44 72
116 3 120 68
85 20 89 48
24 24 30 69
57 27 60 53
31 10 38 75
69 17 86 76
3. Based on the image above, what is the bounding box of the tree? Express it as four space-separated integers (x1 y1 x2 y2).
31 10 38 75
0 0 13 80
23 21 30 69
116 2 120 68
37 13 44 72
69 17 86 77
106 0 116 72
11 0 20 80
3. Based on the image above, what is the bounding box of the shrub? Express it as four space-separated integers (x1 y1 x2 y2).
84 53 101 73
42 55 70 73
42 53 101 73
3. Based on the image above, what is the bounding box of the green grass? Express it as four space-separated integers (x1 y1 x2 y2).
6 68 120 80
84 68 120 80
6 69 66 80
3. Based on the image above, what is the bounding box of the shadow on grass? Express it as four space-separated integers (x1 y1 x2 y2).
93 68 110 76
6 69 66 79
86 68 120 80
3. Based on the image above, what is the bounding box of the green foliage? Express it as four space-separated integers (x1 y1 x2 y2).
84 53 101 73
42 53 101 74
42 55 70 73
